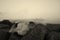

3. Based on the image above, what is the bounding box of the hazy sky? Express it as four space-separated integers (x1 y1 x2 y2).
0 0 60 23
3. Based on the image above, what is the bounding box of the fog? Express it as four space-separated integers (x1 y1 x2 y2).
0 0 60 24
